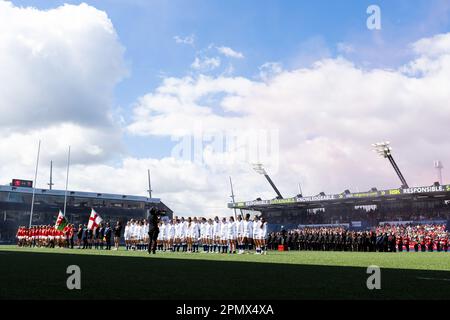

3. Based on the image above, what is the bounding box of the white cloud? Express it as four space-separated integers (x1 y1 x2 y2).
258 62 283 80
126 32 450 216
0 123 123 173
0 2 127 166
191 56 221 71
174 34 195 45
3 1 450 217
412 33 450 57
217 46 244 59
0 2 127 129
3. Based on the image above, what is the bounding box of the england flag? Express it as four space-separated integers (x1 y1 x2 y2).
87 208 103 230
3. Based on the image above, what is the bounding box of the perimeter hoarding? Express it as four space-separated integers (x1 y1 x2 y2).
229 184 450 209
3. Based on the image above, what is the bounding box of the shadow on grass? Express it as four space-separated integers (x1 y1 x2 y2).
1 251 450 300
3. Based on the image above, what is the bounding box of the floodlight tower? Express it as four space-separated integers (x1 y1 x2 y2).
434 160 443 185
252 163 283 199
372 141 409 188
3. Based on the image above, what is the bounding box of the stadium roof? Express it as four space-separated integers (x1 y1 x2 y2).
0 185 161 204
229 184 450 211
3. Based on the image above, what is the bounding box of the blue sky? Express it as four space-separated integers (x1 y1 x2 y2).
12 2 450 106
9 1 450 162
13 0 450 113
3 0 450 212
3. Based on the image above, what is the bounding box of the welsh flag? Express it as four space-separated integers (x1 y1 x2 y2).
87 208 102 230
55 210 68 231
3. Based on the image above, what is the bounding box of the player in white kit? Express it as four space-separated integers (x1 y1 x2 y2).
220 217 228 253
158 221 166 251
167 220 175 252
163 220 169 251
174 217 181 252
200 218 207 252
259 217 268 255
242 213 253 253
185 217 192 252
181 217 188 252
207 218 214 252
143 219 149 251
192 217 200 253
236 215 244 254
130 220 137 250
253 216 262 254
124 221 131 250
227 216 237 254
138 220 145 251
212 216 221 253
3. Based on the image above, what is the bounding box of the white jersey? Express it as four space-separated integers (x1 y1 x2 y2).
186 222 193 238
259 222 268 239
129 223 136 238
140 224 146 239
137 224 144 240
236 220 244 237
182 221 188 239
253 220 261 239
136 224 142 239
135 223 141 239
213 221 221 238
220 222 228 239
174 223 181 238
124 225 130 240
160 223 166 240
200 222 207 238
205 223 212 238
143 223 149 239
192 222 200 240
157 224 163 241
243 220 253 238
167 223 175 239
227 221 237 240
164 223 170 240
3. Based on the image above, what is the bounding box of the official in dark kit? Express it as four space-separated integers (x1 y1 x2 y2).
148 207 165 254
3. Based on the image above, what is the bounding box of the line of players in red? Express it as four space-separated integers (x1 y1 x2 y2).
16 225 75 247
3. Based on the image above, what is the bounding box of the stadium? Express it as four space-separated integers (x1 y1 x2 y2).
2 0 450 306
230 183 450 230
1 145 450 300
2 154 450 300
0 179 172 243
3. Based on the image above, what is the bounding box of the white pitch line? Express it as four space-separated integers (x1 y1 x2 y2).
416 276 450 282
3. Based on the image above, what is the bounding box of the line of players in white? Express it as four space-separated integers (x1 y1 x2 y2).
124 214 269 254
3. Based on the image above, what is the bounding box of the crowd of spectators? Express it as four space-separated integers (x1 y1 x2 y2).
267 224 449 252
274 207 450 226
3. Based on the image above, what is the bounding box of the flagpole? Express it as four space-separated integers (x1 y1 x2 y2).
63 146 71 217
29 140 41 228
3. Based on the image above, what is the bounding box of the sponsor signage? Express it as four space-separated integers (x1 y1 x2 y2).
229 184 450 208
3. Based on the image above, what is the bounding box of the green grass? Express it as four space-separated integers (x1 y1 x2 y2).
1 245 450 300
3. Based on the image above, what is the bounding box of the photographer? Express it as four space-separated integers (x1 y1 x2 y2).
148 207 165 254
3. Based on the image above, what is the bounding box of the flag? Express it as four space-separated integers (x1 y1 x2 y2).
55 210 68 231
87 208 102 230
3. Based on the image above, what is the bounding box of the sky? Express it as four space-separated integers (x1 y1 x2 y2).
1 0 450 216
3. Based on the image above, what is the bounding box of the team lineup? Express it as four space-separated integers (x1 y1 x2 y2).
16 212 270 255
125 214 269 254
